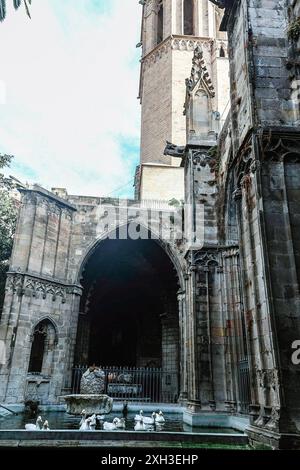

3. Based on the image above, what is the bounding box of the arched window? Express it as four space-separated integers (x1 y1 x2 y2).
28 319 56 374
220 45 225 57
184 0 194 36
157 1 164 44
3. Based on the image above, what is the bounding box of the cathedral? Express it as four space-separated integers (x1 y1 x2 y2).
0 0 300 449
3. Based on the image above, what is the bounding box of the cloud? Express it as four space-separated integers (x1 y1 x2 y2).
0 0 141 198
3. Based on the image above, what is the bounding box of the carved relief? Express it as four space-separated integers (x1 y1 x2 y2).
194 251 219 268
265 406 280 431
6 274 23 293
192 151 216 170
5 272 82 301
263 136 300 163
172 38 212 53
142 38 172 68
232 141 258 196
142 38 212 69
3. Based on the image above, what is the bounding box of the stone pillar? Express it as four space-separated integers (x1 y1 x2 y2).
178 289 188 403
185 263 202 413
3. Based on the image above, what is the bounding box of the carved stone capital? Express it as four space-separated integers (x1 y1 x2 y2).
191 151 216 171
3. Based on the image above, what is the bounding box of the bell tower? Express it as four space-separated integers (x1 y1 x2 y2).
137 0 229 201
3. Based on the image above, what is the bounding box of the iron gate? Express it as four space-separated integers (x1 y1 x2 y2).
72 366 179 403
238 359 251 414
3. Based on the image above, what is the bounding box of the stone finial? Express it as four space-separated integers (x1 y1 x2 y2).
185 45 215 98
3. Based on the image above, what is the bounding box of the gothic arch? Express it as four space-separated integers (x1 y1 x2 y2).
28 318 58 374
30 316 58 344
77 222 185 291
74 222 184 373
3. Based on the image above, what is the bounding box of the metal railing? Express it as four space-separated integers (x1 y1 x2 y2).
238 359 251 414
72 366 179 403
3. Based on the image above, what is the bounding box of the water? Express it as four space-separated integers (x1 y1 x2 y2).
0 411 242 434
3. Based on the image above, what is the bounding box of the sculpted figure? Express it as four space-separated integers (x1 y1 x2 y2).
164 141 186 158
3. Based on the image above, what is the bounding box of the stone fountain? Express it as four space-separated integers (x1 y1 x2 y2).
62 367 113 415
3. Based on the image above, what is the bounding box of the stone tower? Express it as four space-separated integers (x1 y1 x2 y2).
137 0 229 201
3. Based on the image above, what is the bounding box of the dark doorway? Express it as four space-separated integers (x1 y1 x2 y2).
75 232 179 370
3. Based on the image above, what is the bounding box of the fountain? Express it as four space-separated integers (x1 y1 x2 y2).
62 366 113 415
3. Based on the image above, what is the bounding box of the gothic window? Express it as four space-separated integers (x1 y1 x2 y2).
157 1 164 45
28 319 56 374
220 45 225 57
184 0 194 36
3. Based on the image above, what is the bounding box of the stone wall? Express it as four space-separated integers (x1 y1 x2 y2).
139 164 184 201
218 0 300 445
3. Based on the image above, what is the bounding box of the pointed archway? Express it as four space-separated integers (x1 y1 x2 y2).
74 228 181 390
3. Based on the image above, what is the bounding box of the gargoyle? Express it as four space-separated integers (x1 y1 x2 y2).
164 141 186 158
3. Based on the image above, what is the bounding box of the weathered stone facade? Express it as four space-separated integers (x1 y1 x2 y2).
208 0 300 448
0 0 300 449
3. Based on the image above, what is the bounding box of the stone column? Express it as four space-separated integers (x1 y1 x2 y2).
185 263 202 412
178 288 188 403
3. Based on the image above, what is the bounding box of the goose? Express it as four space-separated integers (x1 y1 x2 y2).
25 415 43 431
42 420 50 431
114 417 126 430
79 410 87 427
134 410 144 421
89 414 97 431
155 411 165 424
142 412 156 425
79 417 92 431
134 417 147 431
103 418 119 431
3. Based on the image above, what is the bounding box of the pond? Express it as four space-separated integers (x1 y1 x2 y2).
0 411 242 434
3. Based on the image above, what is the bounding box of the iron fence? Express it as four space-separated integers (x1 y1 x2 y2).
238 359 251 414
72 366 179 403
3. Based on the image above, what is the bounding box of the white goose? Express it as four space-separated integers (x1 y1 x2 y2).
79 417 92 431
155 411 165 424
25 416 43 431
79 410 87 427
42 420 50 431
114 417 126 429
89 414 97 431
134 417 147 431
142 412 156 425
103 418 119 431
134 410 144 421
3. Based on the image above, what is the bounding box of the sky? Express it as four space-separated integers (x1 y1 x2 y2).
0 0 142 198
